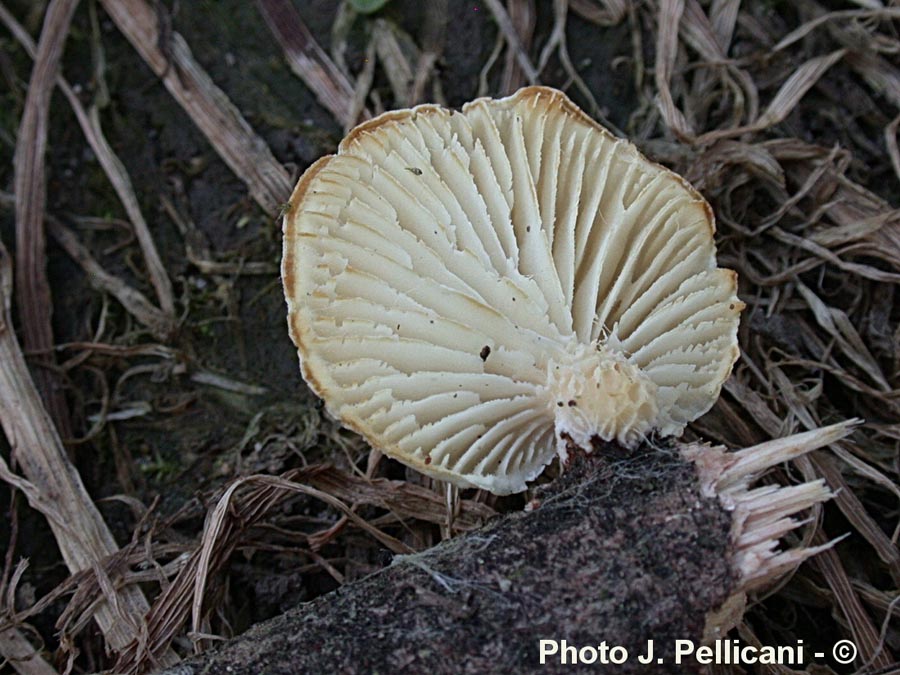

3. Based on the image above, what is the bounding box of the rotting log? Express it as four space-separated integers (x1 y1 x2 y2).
156 424 851 675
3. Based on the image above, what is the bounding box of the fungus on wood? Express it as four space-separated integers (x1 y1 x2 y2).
198 87 860 672
163 425 851 675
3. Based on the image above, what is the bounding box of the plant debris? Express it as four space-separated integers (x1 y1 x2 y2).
0 1 898 673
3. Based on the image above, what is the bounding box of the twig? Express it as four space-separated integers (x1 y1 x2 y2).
47 219 176 339
160 193 277 276
0 240 172 661
190 371 268 396
10 0 78 439
98 0 293 216
0 626 58 675
254 0 363 127
183 258 277 276
372 18 416 106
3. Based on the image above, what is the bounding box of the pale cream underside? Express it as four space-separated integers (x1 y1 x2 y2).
284 87 742 495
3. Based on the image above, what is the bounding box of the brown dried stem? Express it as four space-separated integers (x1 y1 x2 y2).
499 0 535 94
11 0 78 439
569 0 626 26
0 625 58 675
47 219 176 339
483 0 539 85
255 0 363 127
98 0 293 216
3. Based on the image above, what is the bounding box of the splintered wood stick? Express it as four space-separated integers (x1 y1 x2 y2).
0 242 175 664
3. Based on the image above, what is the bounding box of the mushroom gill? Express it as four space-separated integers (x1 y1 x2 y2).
282 86 744 495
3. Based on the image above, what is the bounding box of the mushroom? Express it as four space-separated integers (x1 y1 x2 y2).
282 86 743 495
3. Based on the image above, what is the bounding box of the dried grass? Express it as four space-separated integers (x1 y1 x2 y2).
9 0 78 440
0 0 898 672
0 240 172 663
0 1 176 320
107 464 494 672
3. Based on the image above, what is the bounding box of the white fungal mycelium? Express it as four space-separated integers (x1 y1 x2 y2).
282 87 743 495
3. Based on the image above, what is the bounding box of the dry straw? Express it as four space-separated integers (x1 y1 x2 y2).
0 0 898 672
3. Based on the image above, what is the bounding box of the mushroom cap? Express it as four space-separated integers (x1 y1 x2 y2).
283 86 743 495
